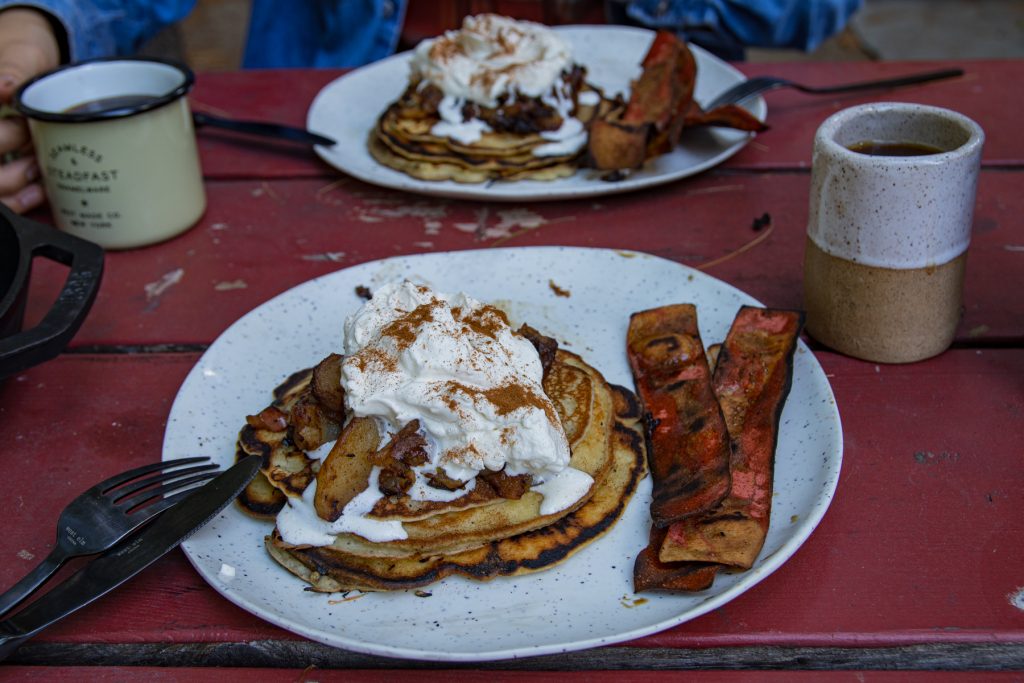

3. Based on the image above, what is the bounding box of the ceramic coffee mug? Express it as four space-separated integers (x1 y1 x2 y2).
803 102 984 364
15 58 205 250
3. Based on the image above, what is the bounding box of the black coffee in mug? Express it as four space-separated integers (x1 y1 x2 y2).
847 140 944 157
64 94 161 115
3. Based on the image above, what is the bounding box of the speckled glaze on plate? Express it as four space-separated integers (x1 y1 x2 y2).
306 25 766 202
164 247 841 662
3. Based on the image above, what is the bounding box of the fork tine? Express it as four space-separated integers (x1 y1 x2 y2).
125 485 205 519
120 471 219 513
705 77 771 111
109 463 220 502
92 457 211 494
705 68 963 111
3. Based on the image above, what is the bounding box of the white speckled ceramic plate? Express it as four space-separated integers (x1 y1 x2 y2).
164 247 841 661
306 25 766 201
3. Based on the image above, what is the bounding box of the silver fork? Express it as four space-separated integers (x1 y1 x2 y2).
0 457 219 617
702 67 964 111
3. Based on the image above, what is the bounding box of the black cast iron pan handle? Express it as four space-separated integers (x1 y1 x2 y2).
0 208 104 379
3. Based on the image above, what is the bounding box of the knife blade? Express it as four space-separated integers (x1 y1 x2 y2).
0 454 260 660
192 111 336 147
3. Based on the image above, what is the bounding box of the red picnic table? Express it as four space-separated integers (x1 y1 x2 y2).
0 56 1022 680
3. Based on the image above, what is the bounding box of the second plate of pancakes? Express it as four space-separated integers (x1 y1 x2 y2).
307 25 766 201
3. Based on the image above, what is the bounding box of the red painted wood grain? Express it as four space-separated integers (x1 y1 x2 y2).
20 169 1024 348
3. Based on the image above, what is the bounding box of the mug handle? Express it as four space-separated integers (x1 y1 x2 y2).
0 210 104 378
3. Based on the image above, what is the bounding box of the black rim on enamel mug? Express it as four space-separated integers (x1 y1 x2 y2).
14 57 206 250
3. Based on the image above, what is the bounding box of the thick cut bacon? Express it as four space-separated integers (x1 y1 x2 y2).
627 304 732 527
659 306 803 569
589 31 693 170
633 524 718 592
588 31 765 171
621 31 694 132
683 101 767 133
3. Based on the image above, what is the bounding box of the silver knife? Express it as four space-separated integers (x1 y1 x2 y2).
0 454 260 660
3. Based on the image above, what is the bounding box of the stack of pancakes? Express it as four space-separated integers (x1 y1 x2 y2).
237 348 646 592
369 74 612 184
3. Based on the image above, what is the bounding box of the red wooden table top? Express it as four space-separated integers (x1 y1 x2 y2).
2 58 1023 674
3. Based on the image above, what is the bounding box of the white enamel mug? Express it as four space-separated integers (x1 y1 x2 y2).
15 58 206 250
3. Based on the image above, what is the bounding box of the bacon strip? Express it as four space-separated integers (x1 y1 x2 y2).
622 31 694 133
684 101 769 133
588 32 765 171
627 304 732 527
633 525 718 593
659 306 804 569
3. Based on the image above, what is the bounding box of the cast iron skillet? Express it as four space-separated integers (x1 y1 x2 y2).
0 206 104 379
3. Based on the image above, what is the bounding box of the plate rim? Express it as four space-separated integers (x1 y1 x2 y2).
305 24 767 202
167 246 842 661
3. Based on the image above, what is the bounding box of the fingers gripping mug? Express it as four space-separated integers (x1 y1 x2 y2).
15 58 206 250
803 102 984 364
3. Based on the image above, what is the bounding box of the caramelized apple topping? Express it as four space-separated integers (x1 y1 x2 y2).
311 353 346 413
424 468 467 491
246 406 288 432
290 388 342 451
477 467 533 500
373 420 431 496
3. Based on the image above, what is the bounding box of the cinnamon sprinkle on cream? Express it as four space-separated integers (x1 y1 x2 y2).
440 379 552 419
340 280 570 481
380 302 437 350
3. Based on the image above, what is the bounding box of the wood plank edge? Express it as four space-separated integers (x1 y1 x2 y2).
7 641 1024 670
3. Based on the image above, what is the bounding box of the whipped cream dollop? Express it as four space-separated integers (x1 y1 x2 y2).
341 280 570 482
408 15 588 153
275 281 593 547
277 470 406 545
410 14 572 107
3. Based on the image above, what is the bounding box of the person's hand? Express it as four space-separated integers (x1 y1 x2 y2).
0 8 60 213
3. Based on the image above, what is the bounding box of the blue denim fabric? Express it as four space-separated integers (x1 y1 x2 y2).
625 0 862 59
244 0 405 68
0 0 406 68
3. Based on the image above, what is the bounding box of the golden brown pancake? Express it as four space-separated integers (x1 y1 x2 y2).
369 135 579 184
369 76 615 184
267 383 646 592
302 350 615 559
238 338 646 592
239 348 601 519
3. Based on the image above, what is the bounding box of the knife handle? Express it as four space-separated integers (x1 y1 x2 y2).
0 631 27 660
192 111 336 147
0 537 158 661
0 556 102 662
0 546 65 618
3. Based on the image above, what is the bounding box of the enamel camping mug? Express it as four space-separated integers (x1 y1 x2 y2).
15 57 206 250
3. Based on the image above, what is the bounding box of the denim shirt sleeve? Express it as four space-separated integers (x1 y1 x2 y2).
625 0 862 53
243 0 406 68
0 0 405 68
0 0 195 63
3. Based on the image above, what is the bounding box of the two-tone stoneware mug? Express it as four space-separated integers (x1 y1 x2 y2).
803 102 984 364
